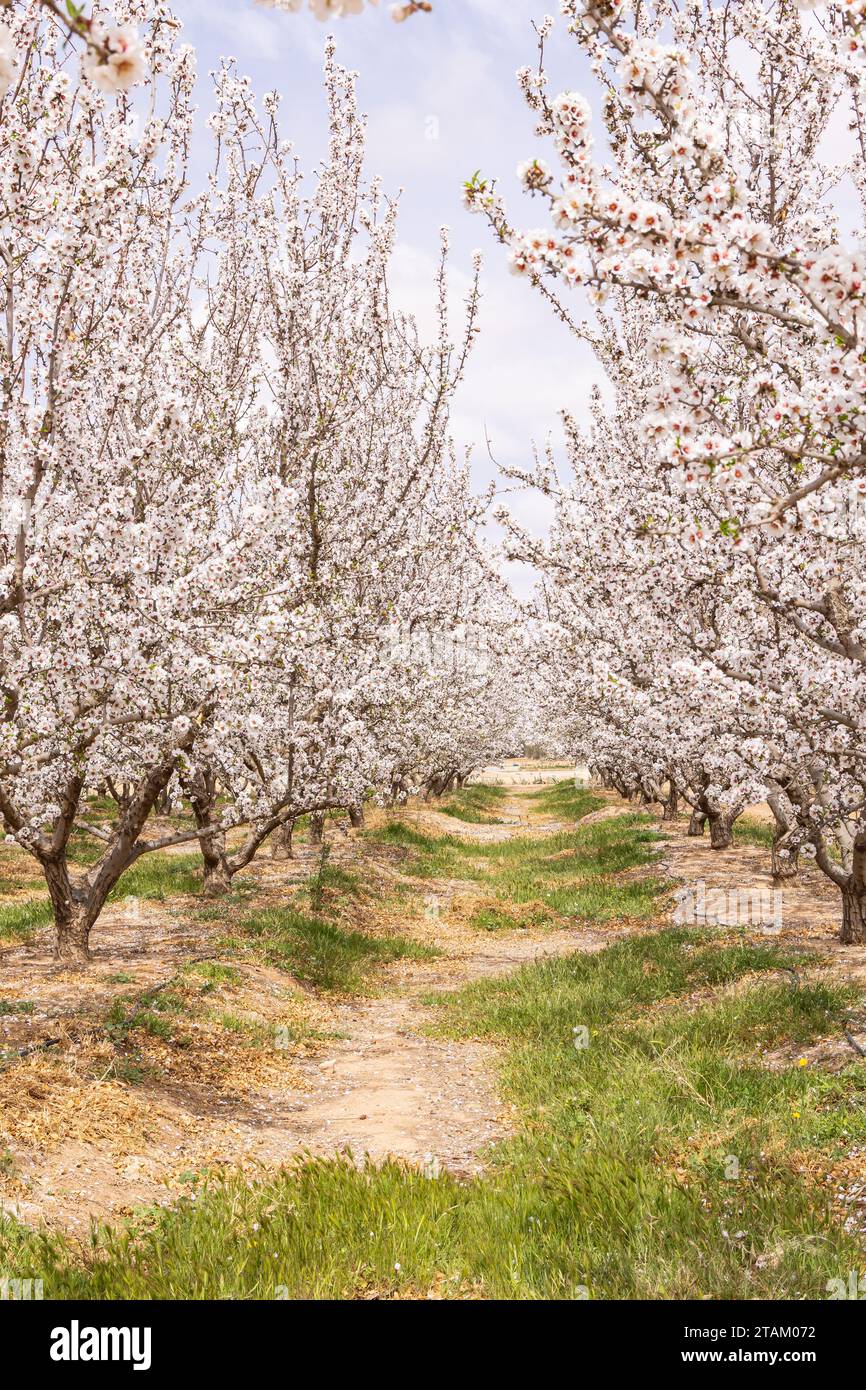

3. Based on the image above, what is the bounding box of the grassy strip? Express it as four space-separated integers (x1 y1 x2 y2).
374 799 665 929
230 907 437 994
734 817 775 850
1 926 862 1298
438 785 508 825
3 789 861 1298
530 779 604 820
0 899 53 944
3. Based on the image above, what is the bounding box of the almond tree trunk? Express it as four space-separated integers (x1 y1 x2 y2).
37 723 205 962
348 804 364 829
766 789 798 880
707 809 735 850
309 811 325 847
271 821 294 860
54 906 95 964
201 833 232 896
45 835 147 964
770 827 798 880
182 768 231 897
44 860 95 965
687 809 706 837
662 781 679 821
841 880 866 944
841 838 866 944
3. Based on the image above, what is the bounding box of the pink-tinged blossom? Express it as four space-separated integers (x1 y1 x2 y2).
83 24 147 92
0 23 16 99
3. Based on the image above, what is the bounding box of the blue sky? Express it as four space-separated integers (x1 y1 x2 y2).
174 1 603 592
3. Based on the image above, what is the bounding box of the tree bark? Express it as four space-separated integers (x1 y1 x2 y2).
687 809 706 837
766 788 798 880
348 804 364 829
54 906 93 965
662 781 679 822
271 821 294 860
841 880 866 944
182 768 231 897
44 860 94 965
309 811 325 847
771 829 798 880
707 810 735 850
42 720 205 960
841 838 866 944
202 831 232 896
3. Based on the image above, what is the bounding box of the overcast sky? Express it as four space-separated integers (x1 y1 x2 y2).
173 1 603 594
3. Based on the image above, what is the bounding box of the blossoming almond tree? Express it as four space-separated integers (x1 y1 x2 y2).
481 1 866 940
0 3 512 960
168 50 492 892
0 2 330 960
470 1 866 529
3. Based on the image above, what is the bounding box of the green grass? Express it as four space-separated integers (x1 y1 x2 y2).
186 961 241 987
469 903 552 932
0 999 34 1015
105 987 191 1048
303 858 363 916
0 898 53 943
372 801 664 928
235 907 437 993
109 854 205 902
3 926 863 1299
530 780 604 820
734 817 775 850
438 784 508 825
0 1000 34 1023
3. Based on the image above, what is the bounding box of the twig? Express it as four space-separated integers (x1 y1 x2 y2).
15 1037 60 1057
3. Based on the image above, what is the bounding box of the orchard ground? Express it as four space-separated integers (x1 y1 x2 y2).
1 765 866 1297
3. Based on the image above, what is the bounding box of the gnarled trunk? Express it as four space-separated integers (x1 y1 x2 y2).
771 830 798 881
44 860 103 966
841 839 866 944
707 810 735 850
841 880 866 944
54 908 93 965
687 809 706 837
662 782 679 822
271 821 294 860
309 811 325 847
202 830 232 896
766 789 798 881
34 724 202 963
184 770 231 897
348 804 364 829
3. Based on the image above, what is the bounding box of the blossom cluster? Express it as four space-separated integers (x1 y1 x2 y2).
473 1 866 539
